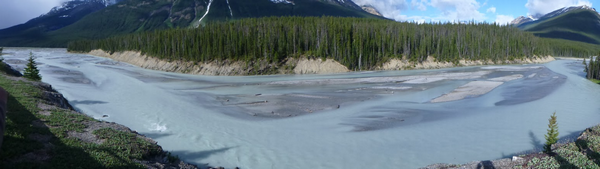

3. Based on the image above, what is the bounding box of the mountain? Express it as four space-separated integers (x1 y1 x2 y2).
193 0 382 26
511 5 600 44
509 16 533 25
0 0 384 47
0 0 115 47
361 5 383 17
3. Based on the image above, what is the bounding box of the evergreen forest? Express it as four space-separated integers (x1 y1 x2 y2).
585 53 600 80
68 17 600 70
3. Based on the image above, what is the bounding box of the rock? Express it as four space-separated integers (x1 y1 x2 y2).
39 87 73 110
102 115 109 118
512 156 524 162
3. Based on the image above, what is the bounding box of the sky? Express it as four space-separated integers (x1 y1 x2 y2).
0 0 599 29
353 0 598 24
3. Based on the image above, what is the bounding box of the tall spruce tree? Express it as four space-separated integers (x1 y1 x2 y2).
24 52 41 81
544 112 559 154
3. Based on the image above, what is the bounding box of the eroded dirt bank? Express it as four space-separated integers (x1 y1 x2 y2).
379 56 555 70
88 50 349 75
87 50 555 76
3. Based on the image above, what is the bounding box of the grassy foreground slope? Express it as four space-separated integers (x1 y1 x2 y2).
0 62 199 168
69 17 600 71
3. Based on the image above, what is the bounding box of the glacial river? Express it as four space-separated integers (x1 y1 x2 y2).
3 48 600 169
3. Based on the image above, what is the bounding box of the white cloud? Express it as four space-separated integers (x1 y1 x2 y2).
525 0 592 17
411 0 428 11
353 0 409 21
0 0 68 29
486 7 496 13
354 0 488 22
495 14 514 25
429 0 486 21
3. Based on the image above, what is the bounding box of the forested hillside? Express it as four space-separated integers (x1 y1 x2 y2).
68 17 600 70
0 0 381 47
519 9 600 44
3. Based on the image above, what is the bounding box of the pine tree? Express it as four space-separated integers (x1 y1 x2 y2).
24 52 41 81
584 58 589 74
544 112 559 154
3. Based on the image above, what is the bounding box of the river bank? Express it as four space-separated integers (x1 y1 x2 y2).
423 124 600 169
85 49 555 76
0 62 231 168
7 48 600 168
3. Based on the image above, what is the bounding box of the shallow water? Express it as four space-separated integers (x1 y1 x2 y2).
4 48 600 169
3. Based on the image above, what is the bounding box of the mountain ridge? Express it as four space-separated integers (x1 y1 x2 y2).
0 0 384 47
511 5 598 27
510 5 600 45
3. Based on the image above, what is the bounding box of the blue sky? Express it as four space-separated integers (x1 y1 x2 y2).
353 0 599 24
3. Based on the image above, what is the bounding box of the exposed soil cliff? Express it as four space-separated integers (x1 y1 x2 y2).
379 56 556 70
88 50 349 75
88 50 555 76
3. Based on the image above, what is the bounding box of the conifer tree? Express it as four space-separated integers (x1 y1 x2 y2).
544 112 559 154
24 52 41 81
584 58 588 73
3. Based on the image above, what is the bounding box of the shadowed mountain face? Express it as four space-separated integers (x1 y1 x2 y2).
512 6 600 44
0 0 383 48
0 0 108 47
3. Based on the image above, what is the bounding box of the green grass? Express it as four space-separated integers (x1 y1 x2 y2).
0 62 165 168
590 79 600 84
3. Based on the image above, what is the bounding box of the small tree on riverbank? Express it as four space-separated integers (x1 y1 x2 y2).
544 112 559 154
24 52 41 81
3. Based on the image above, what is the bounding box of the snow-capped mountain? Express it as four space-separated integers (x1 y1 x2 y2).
509 16 533 25
511 5 597 26
270 0 293 3
270 0 362 10
0 0 384 47
50 0 123 13
361 5 382 16
512 4 600 45
0 0 117 46
537 5 596 20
